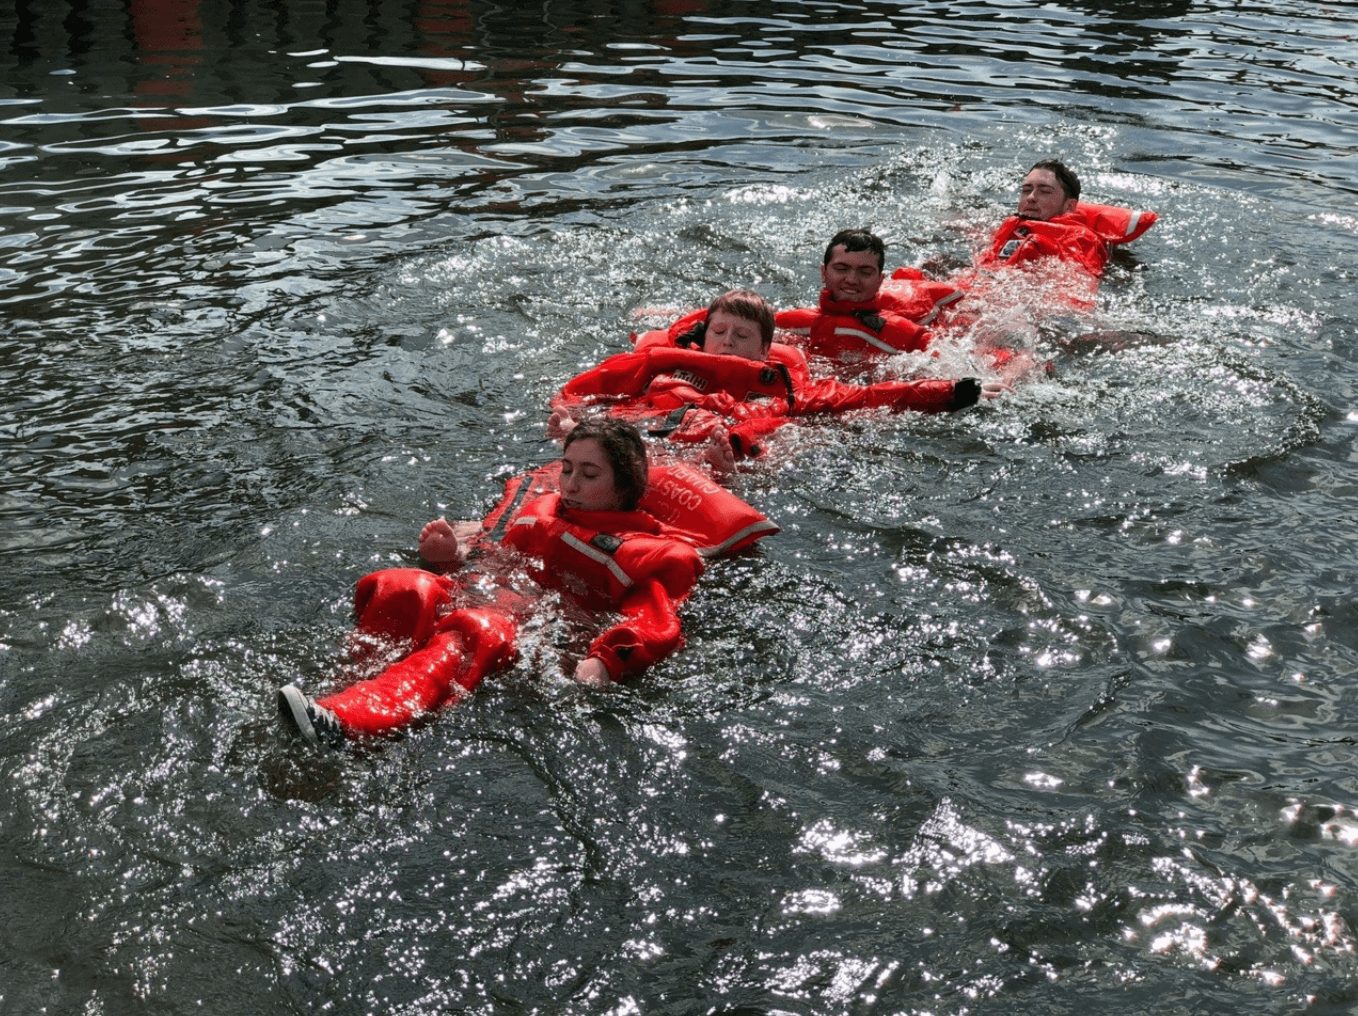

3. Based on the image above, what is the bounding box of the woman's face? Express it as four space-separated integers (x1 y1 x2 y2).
560 437 624 511
704 309 767 361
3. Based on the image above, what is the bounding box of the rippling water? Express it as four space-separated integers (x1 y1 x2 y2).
4 1 1358 1013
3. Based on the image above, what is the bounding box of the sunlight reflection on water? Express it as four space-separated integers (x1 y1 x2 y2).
3 1 1358 1012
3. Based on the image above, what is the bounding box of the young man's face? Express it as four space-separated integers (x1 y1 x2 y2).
1017 168 1077 221
704 309 768 361
820 245 883 303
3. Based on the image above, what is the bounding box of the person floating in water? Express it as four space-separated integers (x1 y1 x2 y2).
557 288 1004 468
887 159 1158 311
852 158 1160 373
278 418 773 746
772 229 950 365
975 159 1157 278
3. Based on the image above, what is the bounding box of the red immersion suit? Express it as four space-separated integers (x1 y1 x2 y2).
978 200 1157 277
554 344 980 458
774 289 937 362
317 464 774 734
920 200 1160 331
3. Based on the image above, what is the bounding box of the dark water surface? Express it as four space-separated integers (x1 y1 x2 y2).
4 1 1358 1013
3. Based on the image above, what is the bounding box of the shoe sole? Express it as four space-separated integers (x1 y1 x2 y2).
277 684 318 745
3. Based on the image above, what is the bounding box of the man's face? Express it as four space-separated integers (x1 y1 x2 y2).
1017 168 1076 221
704 309 768 361
821 245 883 303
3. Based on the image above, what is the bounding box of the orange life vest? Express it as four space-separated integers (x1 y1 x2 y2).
876 270 966 324
633 307 810 376
498 492 702 612
775 290 932 361
980 201 1158 277
482 460 778 560
557 345 798 409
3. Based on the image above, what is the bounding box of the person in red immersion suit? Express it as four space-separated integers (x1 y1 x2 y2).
553 289 1005 468
887 159 1159 330
870 159 1159 383
277 420 706 746
979 159 1149 276
774 229 951 364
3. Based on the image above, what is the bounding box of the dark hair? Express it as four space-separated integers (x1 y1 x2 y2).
1029 159 1081 202
822 228 885 271
563 418 649 510
703 288 775 348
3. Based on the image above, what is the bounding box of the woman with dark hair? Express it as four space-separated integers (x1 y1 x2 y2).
559 416 649 511
277 420 742 745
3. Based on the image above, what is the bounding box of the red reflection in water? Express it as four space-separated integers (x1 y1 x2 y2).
131 0 202 100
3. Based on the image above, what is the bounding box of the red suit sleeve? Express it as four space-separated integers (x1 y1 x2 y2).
588 576 690 681
682 392 797 457
883 315 931 353
728 415 793 457
617 382 795 459
796 376 978 415
553 351 655 414
774 306 819 334
644 403 727 444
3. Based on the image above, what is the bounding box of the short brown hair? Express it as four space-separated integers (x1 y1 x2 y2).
705 288 774 348
1029 159 1080 201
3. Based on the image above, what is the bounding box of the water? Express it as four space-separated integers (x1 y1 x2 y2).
3 1 1358 1012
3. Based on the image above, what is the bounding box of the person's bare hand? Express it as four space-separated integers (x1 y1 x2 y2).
703 425 737 475
547 407 578 440
573 657 611 687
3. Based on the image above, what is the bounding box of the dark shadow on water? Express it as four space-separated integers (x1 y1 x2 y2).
1058 328 1179 354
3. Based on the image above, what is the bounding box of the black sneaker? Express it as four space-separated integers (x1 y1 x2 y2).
278 684 344 747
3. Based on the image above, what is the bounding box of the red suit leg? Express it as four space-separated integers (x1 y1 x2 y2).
319 630 468 735
349 567 457 663
437 606 518 694
317 606 518 736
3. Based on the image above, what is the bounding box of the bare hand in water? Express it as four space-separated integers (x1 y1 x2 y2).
546 407 579 439
703 425 737 475
574 656 611 687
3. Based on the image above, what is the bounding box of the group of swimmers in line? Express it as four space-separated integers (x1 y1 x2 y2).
278 159 1158 746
